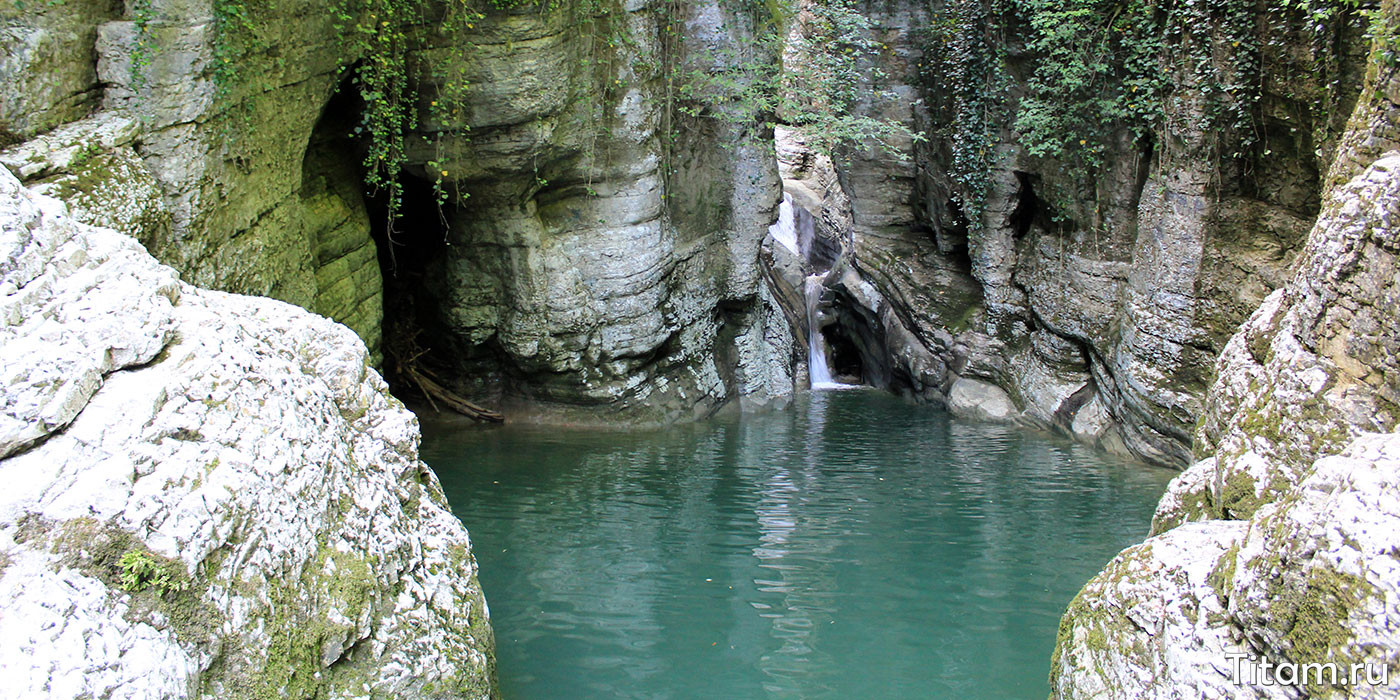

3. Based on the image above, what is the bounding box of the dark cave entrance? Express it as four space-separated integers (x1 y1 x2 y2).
822 324 865 384
367 174 451 331
310 76 489 410
365 172 463 394
1010 171 1042 239
305 72 504 419
304 75 456 398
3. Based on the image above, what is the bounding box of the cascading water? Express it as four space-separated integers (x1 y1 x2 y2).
768 194 800 256
768 192 855 391
805 274 851 390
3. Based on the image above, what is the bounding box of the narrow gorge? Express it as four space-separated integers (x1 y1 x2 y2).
2 0 1398 697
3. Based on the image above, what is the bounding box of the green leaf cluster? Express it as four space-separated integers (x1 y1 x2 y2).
118 549 191 597
676 0 924 160
922 0 1366 229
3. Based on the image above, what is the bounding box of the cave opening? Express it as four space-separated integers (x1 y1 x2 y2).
301 73 488 412
1010 171 1040 239
365 171 504 420
365 171 458 386
822 324 865 384
300 77 390 364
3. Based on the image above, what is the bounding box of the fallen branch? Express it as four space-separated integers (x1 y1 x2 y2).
403 365 504 423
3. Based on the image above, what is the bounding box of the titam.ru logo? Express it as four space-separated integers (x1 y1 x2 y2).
1228 653 1391 688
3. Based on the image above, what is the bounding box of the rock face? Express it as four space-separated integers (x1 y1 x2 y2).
0 168 495 698
1053 433 1400 700
392 0 796 420
1 0 384 361
797 0 1368 466
0 0 120 141
1051 24 1400 697
1 0 796 420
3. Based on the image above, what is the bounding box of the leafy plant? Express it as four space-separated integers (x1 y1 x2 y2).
118 550 190 597
211 0 265 100
129 0 157 91
919 0 1013 228
675 0 923 160
921 0 1366 228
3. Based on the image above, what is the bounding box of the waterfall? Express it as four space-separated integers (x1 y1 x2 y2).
805 274 848 390
768 194 800 256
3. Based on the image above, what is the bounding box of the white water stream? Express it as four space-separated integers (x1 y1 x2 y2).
769 192 857 391
805 274 836 388
768 194 800 256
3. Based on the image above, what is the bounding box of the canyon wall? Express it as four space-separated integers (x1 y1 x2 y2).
2 0 385 359
0 2 807 693
1 0 797 422
395 0 796 420
799 0 1368 466
1050 3 1400 695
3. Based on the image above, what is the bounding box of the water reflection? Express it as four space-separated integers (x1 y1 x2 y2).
424 390 1173 700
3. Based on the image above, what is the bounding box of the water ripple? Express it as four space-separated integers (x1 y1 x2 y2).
425 390 1173 700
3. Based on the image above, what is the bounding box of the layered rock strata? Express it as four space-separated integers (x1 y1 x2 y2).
799 1 1368 466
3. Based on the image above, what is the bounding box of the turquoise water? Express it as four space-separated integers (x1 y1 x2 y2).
424 390 1173 699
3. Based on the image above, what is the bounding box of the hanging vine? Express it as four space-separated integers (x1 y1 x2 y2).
919 0 1013 229
919 0 1367 226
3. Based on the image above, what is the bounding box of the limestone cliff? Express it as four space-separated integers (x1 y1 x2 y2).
394 0 796 420
3 0 385 361
0 167 495 697
1050 7 1400 694
795 0 1369 466
1 0 797 422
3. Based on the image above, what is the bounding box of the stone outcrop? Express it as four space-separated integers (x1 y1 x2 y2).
1053 432 1400 700
0 168 495 698
1 0 385 361
0 0 120 141
1051 23 1400 696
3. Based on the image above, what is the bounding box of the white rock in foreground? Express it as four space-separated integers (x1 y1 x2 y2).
1051 146 1400 700
1052 433 1400 700
0 167 495 698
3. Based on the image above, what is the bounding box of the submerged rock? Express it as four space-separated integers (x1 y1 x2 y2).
0 167 495 697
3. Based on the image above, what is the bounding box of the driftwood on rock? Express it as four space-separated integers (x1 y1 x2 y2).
385 322 504 423
404 364 504 423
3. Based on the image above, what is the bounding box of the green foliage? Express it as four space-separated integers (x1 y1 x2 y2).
118 549 190 597
211 0 265 100
1012 0 1165 172
922 0 1366 228
676 0 923 160
1346 0 1400 69
919 0 1012 227
129 0 156 91
331 0 421 217
11 0 70 12
784 0 923 156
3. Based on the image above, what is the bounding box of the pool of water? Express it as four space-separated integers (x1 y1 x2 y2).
423 390 1173 699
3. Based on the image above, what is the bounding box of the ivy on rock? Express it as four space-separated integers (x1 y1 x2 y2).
919 0 1368 230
